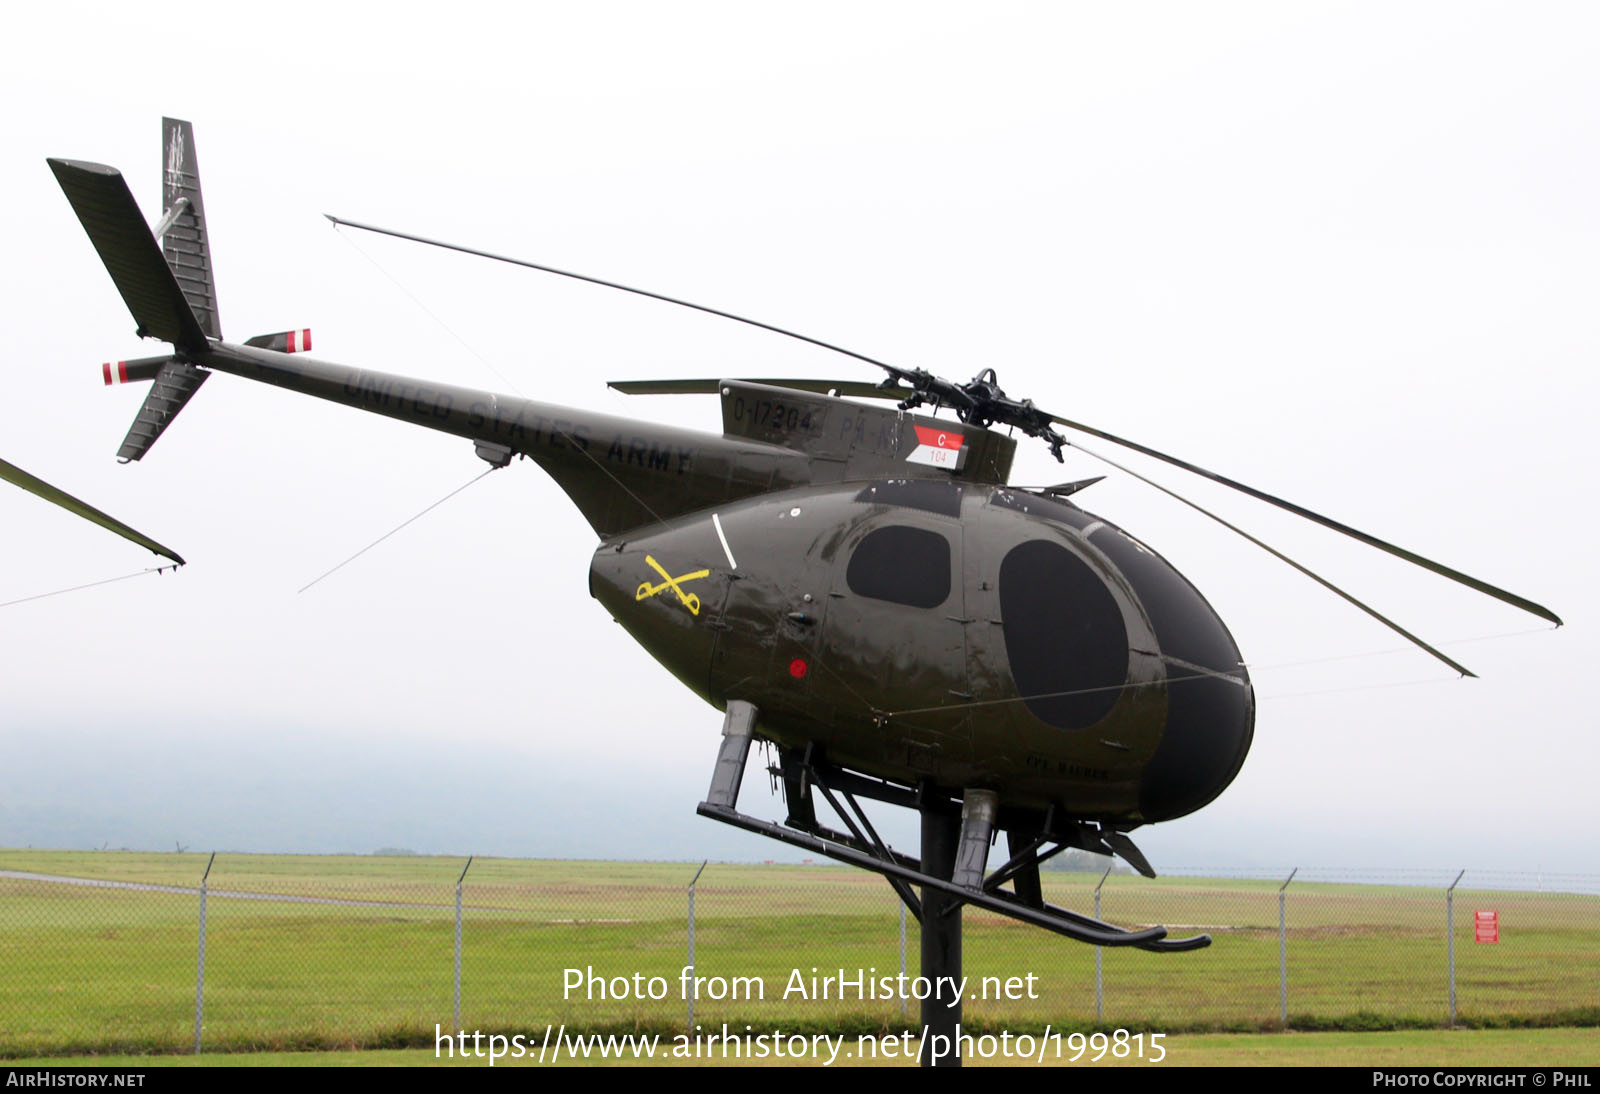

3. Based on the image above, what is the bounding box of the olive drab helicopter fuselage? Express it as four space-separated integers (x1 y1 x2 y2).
47 121 1557 965
584 387 1253 829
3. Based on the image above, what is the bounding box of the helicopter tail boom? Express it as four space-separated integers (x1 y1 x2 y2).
50 159 1014 535
51 125 1016 536
51 136 819 536
48 150 921 538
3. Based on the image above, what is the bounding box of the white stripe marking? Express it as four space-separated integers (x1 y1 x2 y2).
712 512 737 570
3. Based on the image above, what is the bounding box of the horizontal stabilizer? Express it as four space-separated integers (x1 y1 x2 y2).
48 158 209 352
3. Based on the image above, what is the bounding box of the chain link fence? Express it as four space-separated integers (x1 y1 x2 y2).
1 852 1595 1057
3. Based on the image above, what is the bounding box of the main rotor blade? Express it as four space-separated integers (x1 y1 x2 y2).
325 216 1557 628
1 457 185 565
1069 442 1477 678
326 215 903 375
609 377 898 400
1049 413 1561 627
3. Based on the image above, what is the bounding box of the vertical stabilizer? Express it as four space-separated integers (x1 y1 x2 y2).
159 117 221 341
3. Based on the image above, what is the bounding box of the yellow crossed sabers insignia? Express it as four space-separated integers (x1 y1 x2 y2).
635 555 711 616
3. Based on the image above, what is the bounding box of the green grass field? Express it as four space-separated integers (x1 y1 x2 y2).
13 1030 1600 1068
2 851 1596 1060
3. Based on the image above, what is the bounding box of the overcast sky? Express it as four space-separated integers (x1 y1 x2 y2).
1 2 1594 879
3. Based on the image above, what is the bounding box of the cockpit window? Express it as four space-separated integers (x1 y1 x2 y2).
999 539 1127 729
1088 527 1241 673
846 525 951 609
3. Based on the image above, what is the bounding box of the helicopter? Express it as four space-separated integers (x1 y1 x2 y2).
47 119 1560 970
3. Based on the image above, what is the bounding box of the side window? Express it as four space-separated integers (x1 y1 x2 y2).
998 539 1127 729
845 525 951 609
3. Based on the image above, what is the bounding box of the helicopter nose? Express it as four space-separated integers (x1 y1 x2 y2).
1138 667 1255 822
1081 523 1255 822
589 537 721 703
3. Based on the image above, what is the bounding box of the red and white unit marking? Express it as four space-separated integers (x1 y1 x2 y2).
285 329 312 353
905 424 965 469
102 361 129 386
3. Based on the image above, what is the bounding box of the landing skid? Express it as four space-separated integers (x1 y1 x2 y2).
696 702 1210 953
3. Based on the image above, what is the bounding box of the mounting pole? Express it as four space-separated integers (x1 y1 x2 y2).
455 855 473 1031
919 788 962 1067
1094 866 1111 1023
194 850 216 1055
1448 868 1465 1027
1279 868 1297 1025
687 859 708 1033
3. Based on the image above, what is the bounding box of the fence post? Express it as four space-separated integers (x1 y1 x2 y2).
454 856 473 1032
193 851 215 1056
1094 867 1110 1024
898 901 907 1022
686 860 707 1033
1448 868 1465 1027
1279 868 1297 1026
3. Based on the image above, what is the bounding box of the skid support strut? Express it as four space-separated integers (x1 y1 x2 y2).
693 717 1210 1063
705 701 757 808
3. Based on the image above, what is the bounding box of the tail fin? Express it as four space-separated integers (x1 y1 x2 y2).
50 119 222 462
49 156 210 352
111 359 209 463
159 118 222 341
